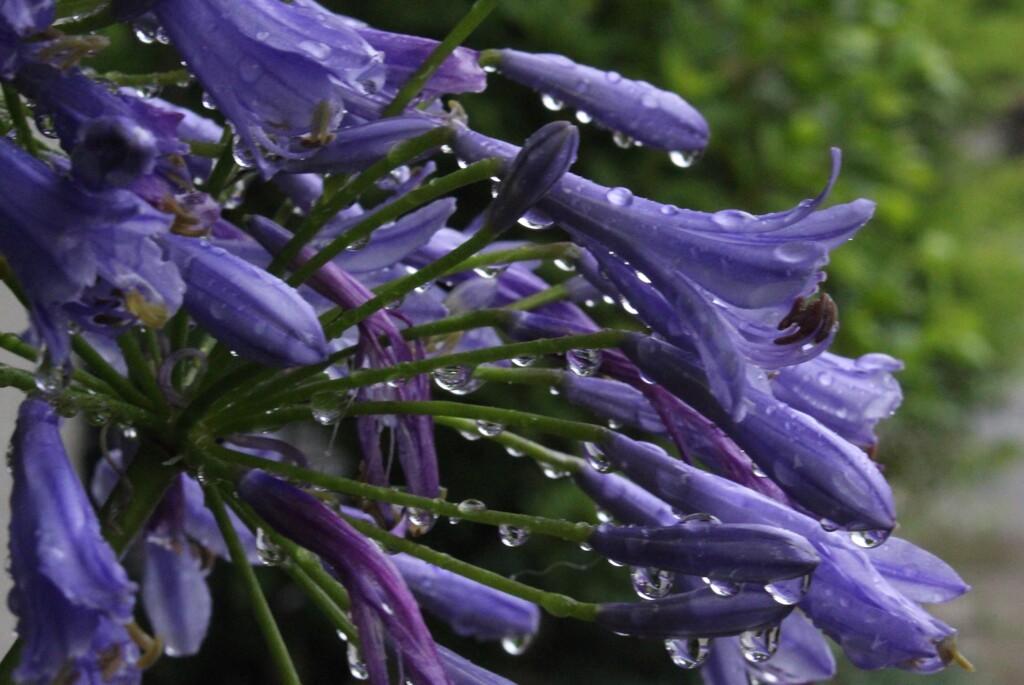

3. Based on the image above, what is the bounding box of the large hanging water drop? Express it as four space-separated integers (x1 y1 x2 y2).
702 577 741 598
432 365 482 395
764 574 812 606
256 528 286 566
405 508 437 536
347 643 369 680
739 625 781 663
665 637 712 669
501 633 534 656
631 567 674 600
849 528 890 549
582 442 611 473
566 348 603 377
498 524 530 547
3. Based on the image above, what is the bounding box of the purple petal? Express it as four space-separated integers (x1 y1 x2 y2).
864 536 970 603
355 27 486 98
142 538 212 657
492 48 709 153
438 646 518 685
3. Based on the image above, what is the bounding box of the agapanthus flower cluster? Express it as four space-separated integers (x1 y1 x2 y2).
0 0 971 683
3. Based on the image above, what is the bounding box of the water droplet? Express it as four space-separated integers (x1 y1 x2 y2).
702 577 741 597
660 204 679 216
606 418 623 430
817 371 835 387
540 94 564 111
517 208 554 230
554 258 576 272
85 410 110 427
739 626 781 663
620 297 639 315
764 574 811 606
541 464 568 479
604 187 633 207
432 366 482 395
256 528 285 566
596 508 615 523
482 64 498 74
849 528 890 549
345 234 371 251
575 110 593 124
335 629 348 642
632 567 674 600
711 209 757 229
473 265 507 279
33 352 66 395
475 421 505 437
501 633 533 656
819 518 840 532
255 30 270 42
510 354 536 368
612 131 636 149
505 445 525 458
752 463 768 478
676 511 721 524
457 499 487 515
133 25 157 44
548 386 561 396
385 376 408 389
566 348 603 377
665 637 712 669
309 390 354 426
33 113 57 138
201 91 218 111
458 429 483 442
498 524 530 547
582 442 611 473
669 150 699 168
405 508 437 536
231 137 256 168
297 40 331 61
347 643 369 680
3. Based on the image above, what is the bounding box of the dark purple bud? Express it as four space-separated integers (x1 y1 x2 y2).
390 554 540 642
160 234 328 366
596 586 792 639
238 470 449 684
280 117 448 174
589 521 819 583
489 48 709 154
483 121 579 232
573 467 678 527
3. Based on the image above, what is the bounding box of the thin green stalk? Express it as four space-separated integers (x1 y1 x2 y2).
204 487 303 685
117 331 167 412
2 84 37 156
72 335 154 406
381 0 501 117
434 416 582 472
472 365 564 387
270 127 455 275
54 1 113 30
399 308 515 341
100 445 181 555
202 127 237 201
290 158 502 286
341 514 597 621
429 242 580 280
196 438 591 540
206 329 625 426
505 282 573 311
323 220 505 337
92 69 192 87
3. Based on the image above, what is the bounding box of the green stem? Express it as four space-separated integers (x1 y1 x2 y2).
341 514 597 621
270 127 455 276
381 0 501 117
399 308 514 341
117 331 166 411
2 84 37 156
73 335 153 407
92 69 192 87
472 365 564 387
54 0 113 30
196 439 591 540
290 158 502 286
202 127 237 201
205 487 303 685
505 282 573 311
323 220 505 337
206 330 626 429
434 416 582 472
100 446 180 555
431 242 580 280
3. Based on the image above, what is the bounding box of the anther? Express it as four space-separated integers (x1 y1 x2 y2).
774 294 838 345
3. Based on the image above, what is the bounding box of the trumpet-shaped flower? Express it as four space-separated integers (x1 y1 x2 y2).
8 399 139 685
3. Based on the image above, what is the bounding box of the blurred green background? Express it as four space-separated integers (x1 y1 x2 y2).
77 0 1024 683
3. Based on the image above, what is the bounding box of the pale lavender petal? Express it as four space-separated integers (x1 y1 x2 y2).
142 539 211 657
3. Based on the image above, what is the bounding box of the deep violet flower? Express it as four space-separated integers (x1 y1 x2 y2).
237 470 450 685
0 0 53 77
484 48 710 154
0 138 184 370
8 398 139 685
153 0 387 175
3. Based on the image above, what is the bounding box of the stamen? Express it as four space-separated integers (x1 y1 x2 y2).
159 194 208 237
127 621 165 670
774 294 838 345
300 100 337 148
937 636 975 672
36 33 111 70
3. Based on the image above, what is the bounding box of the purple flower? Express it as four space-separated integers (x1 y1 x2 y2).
486 48 709 154
772 351 904 450
596 585 793 639
597 433 966 672
390 554 540 642
588 521 819 584
8 398 139 685
153 0 387 175
14 63 188 189
438 646 517 685
237 469 450 685
485 121 579 232
0 0 53 77
159 233 329 367
0 138 184 369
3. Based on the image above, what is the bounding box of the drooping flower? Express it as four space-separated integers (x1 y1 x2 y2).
0 138 184 371
152 0 387 175
237 469 450 685
8 398 139 685
483 48 710 155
